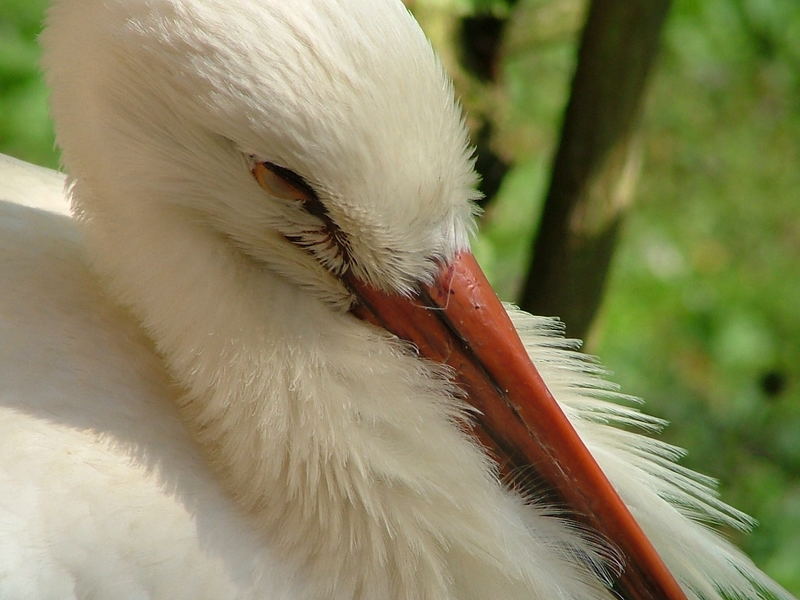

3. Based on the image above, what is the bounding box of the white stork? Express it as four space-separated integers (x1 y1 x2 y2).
0 0 792 599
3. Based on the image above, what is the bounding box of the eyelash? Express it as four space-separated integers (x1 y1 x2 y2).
248 156 352 269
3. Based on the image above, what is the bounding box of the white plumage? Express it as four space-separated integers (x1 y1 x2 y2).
0 1 792 599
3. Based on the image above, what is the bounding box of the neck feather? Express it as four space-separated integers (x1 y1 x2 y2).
71 183 610 600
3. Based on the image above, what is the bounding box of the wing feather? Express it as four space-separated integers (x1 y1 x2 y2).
509 308 793 600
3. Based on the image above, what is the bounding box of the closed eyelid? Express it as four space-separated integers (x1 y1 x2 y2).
247 157 353 268
251 160 316 204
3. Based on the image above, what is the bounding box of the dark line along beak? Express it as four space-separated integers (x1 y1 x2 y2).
345 251 686 600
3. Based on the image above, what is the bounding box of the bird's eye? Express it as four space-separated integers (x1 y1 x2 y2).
251 160 315 205
249 157 349 266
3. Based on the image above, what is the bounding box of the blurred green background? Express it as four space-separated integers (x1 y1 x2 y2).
1 0 798 593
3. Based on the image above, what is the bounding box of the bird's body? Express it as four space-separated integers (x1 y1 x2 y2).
0 158 608 600
0 157 301 599
0 1 793 599
1 157 609 600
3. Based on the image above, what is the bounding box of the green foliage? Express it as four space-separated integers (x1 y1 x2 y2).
0 0 57 167
418 0 516 16
602 1 800 589
1 0 798 594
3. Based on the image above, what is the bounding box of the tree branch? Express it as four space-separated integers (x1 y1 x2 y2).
518 0 671 340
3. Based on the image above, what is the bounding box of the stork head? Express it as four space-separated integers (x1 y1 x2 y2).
43 1 684 598
44 0 478 308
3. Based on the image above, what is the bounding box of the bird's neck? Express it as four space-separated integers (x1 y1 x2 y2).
71 193 601 599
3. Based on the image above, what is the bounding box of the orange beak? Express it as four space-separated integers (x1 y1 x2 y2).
347 251 686 600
